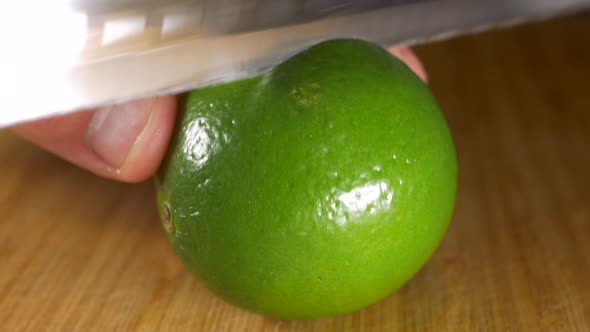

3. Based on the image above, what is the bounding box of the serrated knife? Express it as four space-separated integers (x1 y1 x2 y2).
1 0 589 128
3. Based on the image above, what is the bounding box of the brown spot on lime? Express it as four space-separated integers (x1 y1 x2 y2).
162 202 174 233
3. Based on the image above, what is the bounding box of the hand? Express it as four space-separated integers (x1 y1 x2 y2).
12 46 427 183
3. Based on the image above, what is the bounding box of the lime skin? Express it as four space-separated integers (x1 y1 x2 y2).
156 39 457 320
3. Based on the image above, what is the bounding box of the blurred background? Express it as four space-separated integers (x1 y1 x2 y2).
0 11 589 332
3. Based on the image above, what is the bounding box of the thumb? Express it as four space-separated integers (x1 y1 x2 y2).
12 96 177 183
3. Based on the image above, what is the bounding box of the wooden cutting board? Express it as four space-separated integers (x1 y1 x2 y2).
1 15 589 332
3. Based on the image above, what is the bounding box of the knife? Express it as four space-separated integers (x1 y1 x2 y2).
1 0 589 128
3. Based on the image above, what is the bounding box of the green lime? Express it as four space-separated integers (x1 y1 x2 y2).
156 39 457 319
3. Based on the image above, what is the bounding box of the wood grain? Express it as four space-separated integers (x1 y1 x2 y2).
1 15 590 331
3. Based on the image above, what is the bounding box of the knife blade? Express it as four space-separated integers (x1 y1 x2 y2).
1 0 589 128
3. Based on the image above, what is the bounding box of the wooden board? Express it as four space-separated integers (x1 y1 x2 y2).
1 15 589 331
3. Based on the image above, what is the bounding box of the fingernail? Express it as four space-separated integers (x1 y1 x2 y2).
86 99 154 169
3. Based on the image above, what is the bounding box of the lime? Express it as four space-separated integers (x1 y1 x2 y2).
156 39 457 319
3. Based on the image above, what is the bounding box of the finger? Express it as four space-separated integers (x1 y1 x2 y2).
388 46 429 83
12 96 177 183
